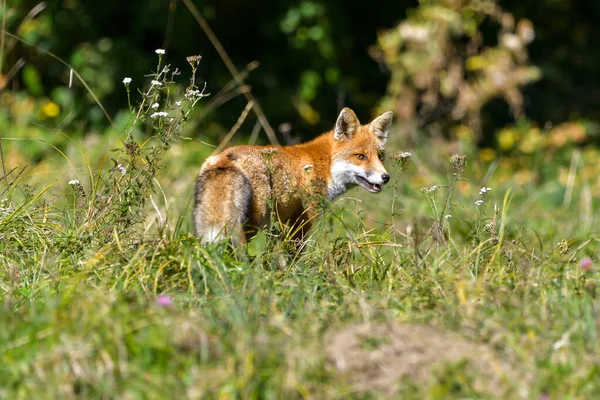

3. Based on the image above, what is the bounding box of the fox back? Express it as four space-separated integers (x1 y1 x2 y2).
193 107 393 245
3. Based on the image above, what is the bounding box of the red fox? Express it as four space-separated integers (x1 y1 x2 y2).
193 107 393 245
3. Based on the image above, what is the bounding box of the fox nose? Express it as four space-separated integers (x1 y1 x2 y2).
382 173 390 184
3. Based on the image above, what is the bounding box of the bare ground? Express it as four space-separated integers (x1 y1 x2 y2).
326 322 526 397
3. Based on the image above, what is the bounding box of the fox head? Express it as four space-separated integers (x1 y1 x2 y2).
328 107 393 200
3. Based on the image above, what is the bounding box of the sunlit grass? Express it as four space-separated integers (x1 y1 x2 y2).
1 48 600 399
2 114 599 398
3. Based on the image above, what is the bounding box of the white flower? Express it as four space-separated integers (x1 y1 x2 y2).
68 179 80 185
475 200 484 206
399 152 412 157
420 185 438 194
122 77 132 84
479 187 492 195
155 49 166 55
151 102 159 109
175 101 182 107
116 164 127 175
169 118 174 123
501 33 522 51
151 111 169 119
398 22 429 43
151 80 162 86
185 89 206 100
519 26 535 44
444 215 452 219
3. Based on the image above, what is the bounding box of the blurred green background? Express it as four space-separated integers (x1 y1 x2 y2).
2 0 599 148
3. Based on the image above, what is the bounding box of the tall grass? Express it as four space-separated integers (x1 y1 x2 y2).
1 52 599 399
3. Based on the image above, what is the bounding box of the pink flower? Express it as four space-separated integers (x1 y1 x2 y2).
156 294 173 307
580 257 593 272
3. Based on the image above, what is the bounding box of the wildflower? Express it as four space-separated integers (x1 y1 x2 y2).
475 200 484 206
41 101 60 118
557 240 569 254
68 179 80 185
116 164 127 175
155 49 166 55
450 154 467 172
479 187 492 195
444 215 452 219
151 80 162 87
186 55 202 65
500 33 522 51
185 89 202 99
169 118 174 123
391 151 412 170
391 151 412 161
151 102 159 109
151 111 169 119
156 294 172 307
580 257 593 272
122 77 132 84
479 148 496 162
420 185 438 194
175 101 182 107
398 22 429 43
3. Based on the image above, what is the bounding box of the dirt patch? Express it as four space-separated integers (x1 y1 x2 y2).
326 322 523 397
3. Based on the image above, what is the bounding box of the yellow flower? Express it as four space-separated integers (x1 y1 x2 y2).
465 55 487 71
41 101 60 118
497 128 517 150
455 125 474 141
519 128 542 154
479 148 496 162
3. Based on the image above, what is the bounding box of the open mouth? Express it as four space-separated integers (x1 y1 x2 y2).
355 176 382 193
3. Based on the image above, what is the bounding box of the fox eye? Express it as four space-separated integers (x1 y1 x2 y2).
355 153 366 161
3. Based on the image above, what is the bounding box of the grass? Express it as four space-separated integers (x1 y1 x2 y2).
1 59 600 399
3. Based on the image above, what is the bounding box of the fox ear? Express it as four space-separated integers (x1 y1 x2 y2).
369 111 393 145
334 108 359 141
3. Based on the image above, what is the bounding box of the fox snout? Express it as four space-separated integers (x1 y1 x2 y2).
354 169 390 193
366 170 390 185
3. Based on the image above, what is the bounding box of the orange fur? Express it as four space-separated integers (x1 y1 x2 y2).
193 107 393 245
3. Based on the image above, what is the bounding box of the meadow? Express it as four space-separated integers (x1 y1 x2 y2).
0 48 599 400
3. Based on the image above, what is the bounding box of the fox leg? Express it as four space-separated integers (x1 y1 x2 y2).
193 166 252 246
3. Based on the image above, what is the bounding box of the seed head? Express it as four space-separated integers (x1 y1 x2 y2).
450 154 467 173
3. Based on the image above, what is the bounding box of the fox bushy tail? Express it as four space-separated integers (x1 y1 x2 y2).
193 161 252 245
